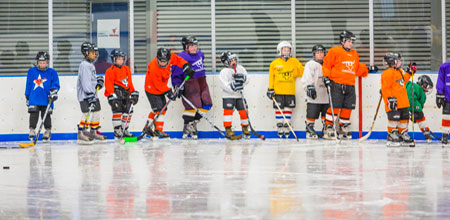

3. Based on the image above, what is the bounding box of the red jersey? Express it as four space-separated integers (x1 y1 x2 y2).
144 53 188 95
322 46 368 85
104 65 135 97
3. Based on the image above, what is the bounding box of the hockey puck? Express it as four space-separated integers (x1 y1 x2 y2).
3 166 10 170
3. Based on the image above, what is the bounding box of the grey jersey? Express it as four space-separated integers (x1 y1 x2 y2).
219 65 249 99
77 60 97 102
301 60 329 104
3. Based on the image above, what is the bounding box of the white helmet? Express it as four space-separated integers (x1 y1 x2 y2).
277 41 292 59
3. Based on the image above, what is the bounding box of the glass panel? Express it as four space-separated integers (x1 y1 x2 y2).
296 1 370 67
0 0 49 75
53 0 130 75
375 0 442 71
216 0 291 72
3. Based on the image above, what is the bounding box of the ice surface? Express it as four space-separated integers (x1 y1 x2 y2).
0 139 449 219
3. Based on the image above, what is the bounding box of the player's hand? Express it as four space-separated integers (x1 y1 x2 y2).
436 93 445 108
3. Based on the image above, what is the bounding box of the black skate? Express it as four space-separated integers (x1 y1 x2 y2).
305 122 319 140
276 123 284 138
386 130 402 147
42 129 51 143
442 133 449 147
154 129 170 138
400 130 415 147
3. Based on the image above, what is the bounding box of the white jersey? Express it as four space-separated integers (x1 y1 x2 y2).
301 60 329 104
219 65 250 99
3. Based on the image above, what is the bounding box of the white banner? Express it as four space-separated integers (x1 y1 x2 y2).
97 19 120 48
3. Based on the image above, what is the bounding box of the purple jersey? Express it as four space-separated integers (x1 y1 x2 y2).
437 62 450 102
171 50 206 86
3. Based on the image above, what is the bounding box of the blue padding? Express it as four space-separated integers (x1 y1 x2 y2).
0 130 433 142
201 104 212 111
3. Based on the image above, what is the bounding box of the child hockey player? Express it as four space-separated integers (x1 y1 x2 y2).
267 41 305 138
25 51 60 143
143 48 195 138
301 45 329 139
77 42 106 144
219 51 250 139
380 52 416 147
171 35 213 139
104 49 139 140
322 30 371 140
436 62 450 145
406 75 433 143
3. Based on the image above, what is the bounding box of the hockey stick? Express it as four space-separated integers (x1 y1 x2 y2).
232 64 265 140
409 61 416 147
359 95 382 143
325 85 341 144
271 96 299 141
124 75 190 143
119 102 134 144
19 100 53 148
181 95 242 140
240 91 265 140
430 130 442 141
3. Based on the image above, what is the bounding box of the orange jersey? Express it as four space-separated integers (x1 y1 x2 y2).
104 65 135 97
144 53 188 95
322 46 368 85
381 68 411 112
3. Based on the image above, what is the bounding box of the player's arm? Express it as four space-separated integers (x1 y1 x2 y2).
356 62 368 77
322 49 335 78
127 66 135 93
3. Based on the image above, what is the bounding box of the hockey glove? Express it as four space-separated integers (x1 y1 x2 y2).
266 89 275 99
182 63 195 78
86 93 97 109
130 91 139 104
175 84 184 98
233 73 247 84
436 93 445 108
387 97 397 111
96 75 104 90
406 62 417 75
108 93 119 109
306 85 317 99
323 76 331 87
165 89 176 101
230 81 243 91
49 89 58 102
368 65 378 73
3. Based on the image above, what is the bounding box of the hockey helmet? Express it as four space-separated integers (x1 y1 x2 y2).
339 30 356 43
110 49 126 67
156 48 171 68
35 51 50 71
181 35 198 51
384 52 401 68
81 42 98 60
417 75 433 94
220 51 238 67
277 41 292 59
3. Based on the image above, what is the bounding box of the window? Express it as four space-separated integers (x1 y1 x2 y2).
0 0 49 75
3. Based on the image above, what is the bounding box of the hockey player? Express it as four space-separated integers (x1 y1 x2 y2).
144 48 195 138
77 42 106 144
322 30 371 140
406 75 433 143
219 51 250 139
301 45 329 139
171 35 213 139
104 49 139 140
25 51 60 143
436 62 450 145
380 52 416 147
267 41 305 138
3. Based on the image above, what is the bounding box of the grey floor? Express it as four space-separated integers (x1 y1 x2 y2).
0 139 449 219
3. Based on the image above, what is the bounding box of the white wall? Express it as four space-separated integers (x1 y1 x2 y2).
0 73 441 136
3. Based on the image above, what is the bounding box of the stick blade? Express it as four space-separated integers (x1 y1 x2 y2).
123 137 138 143
19 142 35 148
359 132 371 143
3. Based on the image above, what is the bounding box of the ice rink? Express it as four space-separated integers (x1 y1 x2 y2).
0 138 449 219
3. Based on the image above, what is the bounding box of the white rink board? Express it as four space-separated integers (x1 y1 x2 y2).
0 73 441 135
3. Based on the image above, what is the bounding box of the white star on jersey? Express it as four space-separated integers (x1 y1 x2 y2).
33 74 47 90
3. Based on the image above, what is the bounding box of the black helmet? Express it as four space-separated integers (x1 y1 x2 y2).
35 51 50 71
110 49 126 67
220 51 238 67
181 35 198 53
384 52 401 68
156 48 171 68
312 44 326 55
339 30 356 43
417 75 433 94
81 42 98 61
35 51 50 62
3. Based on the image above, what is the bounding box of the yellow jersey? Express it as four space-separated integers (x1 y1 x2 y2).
269 57 304 95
